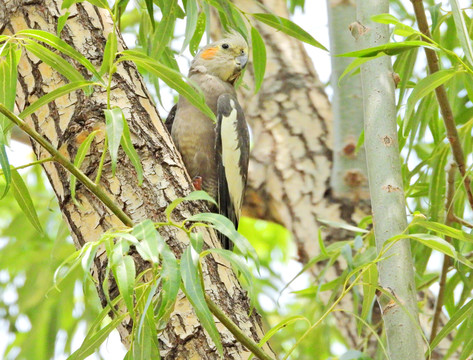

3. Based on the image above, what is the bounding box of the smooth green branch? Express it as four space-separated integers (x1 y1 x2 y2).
0 103 134 227
205 294 275 360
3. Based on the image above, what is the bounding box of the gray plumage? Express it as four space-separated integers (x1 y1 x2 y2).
167 32 250 250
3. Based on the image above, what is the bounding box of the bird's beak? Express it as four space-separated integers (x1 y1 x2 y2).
236 54 248 70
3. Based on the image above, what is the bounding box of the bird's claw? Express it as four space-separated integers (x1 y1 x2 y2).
192 176 203 191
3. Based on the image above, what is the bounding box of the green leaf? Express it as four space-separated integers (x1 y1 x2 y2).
429 299 473 354
19 81 95 120
132 220 160 264
133 221 181 330
251 27 266 93
180 245 222 355
0 44 19 134
394 46 418 108
0 142 11 199
18 30 102 80
70 130 100 202
10 168 43 233
132 293 160 360
86 0 110 9
118 50 216 121
113 254 136 317
0 47 15 198
67 314 126 360
120 117 143 185
361 264 378 330
248 316 310 360
165 190 217 221
189 12 206 56
428 147 449 221
338 54 383 83
450 0 473 67
371 13 419 37
104 107 125 176
151 0 178 60
57 11 70 35
100 31 118 75
252 13 327 51
187 212 258 261
155 240 180 330
404 69 458 132
61 0 83 9
181 0 198 53
317 218 369 233
22 40 84 82
338 40 438 58
408 233 456 258
413 219 473 244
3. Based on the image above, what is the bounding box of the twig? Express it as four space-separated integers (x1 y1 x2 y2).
205 295 275 360
430 163 456 343
0 156 53 175
451 215 473 229
411 0 473 211
0 104 134 227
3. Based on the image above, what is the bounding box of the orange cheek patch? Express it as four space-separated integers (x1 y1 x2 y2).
201 47 218 59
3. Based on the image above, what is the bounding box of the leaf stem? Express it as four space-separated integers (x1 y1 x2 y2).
205 294 275 360
0 104 134 227
411 0 473 211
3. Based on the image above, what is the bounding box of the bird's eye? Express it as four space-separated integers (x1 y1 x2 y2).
240 49 245 55
222 43 229 49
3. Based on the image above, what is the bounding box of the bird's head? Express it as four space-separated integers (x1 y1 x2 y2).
191 31 248 84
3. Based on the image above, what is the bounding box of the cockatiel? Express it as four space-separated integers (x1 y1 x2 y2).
166 32 250 250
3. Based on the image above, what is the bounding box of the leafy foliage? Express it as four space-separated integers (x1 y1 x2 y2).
3 0 473 359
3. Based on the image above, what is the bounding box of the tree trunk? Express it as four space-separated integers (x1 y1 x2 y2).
0 1 269 358
355 1 424 358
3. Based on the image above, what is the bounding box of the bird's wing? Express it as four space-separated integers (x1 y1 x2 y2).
164 104 177 134
215 93 250 250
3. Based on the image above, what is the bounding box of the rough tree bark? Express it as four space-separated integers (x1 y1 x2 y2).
227 0 370 262
0 1 271 358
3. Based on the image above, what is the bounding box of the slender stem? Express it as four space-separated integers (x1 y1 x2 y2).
0 156 53 175
205 295 275 360
95 136 108 184
452 215 473 229
411 0 473 211
0 104 134 227
430 163 456 343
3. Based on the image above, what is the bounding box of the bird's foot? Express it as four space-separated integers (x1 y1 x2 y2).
192 176 203 190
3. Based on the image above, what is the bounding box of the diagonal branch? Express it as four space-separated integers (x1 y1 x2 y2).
411 0 473 211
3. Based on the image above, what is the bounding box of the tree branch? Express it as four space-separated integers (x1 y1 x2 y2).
411 0 473 211
0 104 134 228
